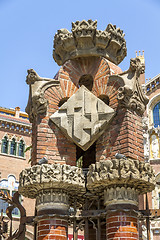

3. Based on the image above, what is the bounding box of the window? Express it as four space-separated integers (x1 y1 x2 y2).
18 140 25 157
0 189 9 213
10 138 17 155
153 102 160 127
1 136 8 154
0 176 20 217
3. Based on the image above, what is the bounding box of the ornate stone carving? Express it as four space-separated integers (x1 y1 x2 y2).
104 186 139 206
53 20 127 65
150 134 159 159
110 57 149 115
50 85 115 150
19 164 85 199
87 159 155 194
142 116 149 161
36 189 69 212
25 69 59 122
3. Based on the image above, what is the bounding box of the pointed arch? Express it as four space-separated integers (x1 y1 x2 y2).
1 134 9 154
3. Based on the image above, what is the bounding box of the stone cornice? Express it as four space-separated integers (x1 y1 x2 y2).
0 118 31 135
53 20 127 66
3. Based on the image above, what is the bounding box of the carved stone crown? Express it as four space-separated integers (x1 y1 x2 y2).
53 20 127 66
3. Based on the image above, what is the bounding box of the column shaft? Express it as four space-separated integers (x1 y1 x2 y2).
106 210 138 240
37 217 68 240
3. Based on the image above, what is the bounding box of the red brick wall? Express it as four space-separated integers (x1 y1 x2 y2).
96 109 144 161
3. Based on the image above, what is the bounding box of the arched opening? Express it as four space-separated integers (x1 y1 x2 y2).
153 101 160 127
78 74 93 91
10 138 17 155
1 136 8 154
18 140 25 157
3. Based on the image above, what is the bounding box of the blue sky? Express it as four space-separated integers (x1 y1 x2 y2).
0 0 160 111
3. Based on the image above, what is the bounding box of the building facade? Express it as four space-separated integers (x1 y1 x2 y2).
142 73 160 240
0 106 34 239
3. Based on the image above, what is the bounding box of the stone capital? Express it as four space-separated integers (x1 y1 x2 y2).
104 186 139 206
19 164 85 199
87 159 155 194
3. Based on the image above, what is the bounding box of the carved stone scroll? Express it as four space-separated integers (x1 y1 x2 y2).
109 57 149 115
25 69 59 122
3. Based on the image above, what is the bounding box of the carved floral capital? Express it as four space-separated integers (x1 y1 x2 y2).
87 159 155 194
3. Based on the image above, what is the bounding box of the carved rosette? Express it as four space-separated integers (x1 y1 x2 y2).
87 159 155 198
53 20 127 65
19 164 85 199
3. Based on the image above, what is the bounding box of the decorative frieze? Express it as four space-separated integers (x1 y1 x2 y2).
87 159 155 194
104 186 139 206
53 20 127 66
36 189 69 212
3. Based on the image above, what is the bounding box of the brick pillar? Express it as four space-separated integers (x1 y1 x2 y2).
37 217 68 240
36 190 69 240
104 186 139 240
106 209 138 240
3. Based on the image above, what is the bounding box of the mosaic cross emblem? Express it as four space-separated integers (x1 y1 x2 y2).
50 86 115 150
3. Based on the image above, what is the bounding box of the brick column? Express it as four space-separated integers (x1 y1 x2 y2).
19 164 85 240
104 186 139 240
36 190 69 240
37 217 68 240
87 159 155 240
106 209 138 240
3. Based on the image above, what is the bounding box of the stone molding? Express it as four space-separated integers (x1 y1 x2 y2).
50 85 115 151
25 69 60 123
87 159 155 194
110 58 149 116
104 186 139 206
53 20 127 66
19 164 85 199
36 189 69 212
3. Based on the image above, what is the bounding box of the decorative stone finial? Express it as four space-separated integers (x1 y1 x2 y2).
53 20 127 66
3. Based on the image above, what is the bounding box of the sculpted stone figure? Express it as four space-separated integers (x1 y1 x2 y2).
151 134 159 159
25 69 59 122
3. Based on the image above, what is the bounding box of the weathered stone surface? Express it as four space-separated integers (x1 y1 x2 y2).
25 69 59 122
53 20 127 66
104 186 139 206
87 159 155 194
36 190 69 212
50 85 115 151
110 57 149 116
19 164 85 199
